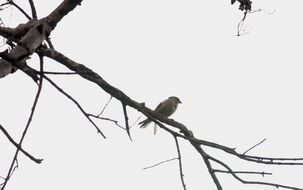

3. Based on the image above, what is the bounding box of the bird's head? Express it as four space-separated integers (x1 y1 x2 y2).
169 96 182 104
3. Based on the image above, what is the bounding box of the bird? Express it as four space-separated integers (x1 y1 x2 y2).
139 96 182 134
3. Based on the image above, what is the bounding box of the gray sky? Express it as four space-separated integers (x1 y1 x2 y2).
1 0 303 189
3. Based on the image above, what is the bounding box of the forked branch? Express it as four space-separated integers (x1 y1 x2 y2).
39 47 303 190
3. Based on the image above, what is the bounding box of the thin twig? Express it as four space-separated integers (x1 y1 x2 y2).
41 74 106 138
88 113 125 130
174 136 187 190
28 0 37 19
122 103 132 141
1 55 44 190
172 133 303 166
209 155 303 190
0 2 10 7
237 10 248 36
243 138 267 155
43 71 77 75
8 0 31 20
243 155 303 162
9 159 18 179
97 96 112 116
131 115 142 129
0 124 43 163
142 158 178 170
214 169 272 176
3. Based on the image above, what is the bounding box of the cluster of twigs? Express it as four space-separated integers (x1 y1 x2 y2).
0 1 302 190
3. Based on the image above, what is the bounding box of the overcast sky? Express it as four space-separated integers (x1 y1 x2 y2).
1 0 303 190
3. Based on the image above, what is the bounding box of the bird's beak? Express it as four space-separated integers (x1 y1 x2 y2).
179 100 182 104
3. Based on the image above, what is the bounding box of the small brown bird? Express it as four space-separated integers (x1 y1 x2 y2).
139 96 182 134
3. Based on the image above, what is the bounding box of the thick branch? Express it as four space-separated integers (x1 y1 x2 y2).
47 0 83 28
40 48 303 190
0 0 83 78
40 48 192 136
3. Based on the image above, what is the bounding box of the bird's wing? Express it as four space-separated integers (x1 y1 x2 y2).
155 99 175 117
139 98 175 129
154 99 167 112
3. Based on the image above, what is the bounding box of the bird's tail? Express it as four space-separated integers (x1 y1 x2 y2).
139 119 158 135
139 119 151 128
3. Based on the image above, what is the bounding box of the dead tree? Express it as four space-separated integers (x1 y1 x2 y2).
0 1 302 190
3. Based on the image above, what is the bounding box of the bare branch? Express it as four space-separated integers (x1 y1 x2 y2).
43 71 77 75
28 0 37 19
0 124 43 163
237 10 249 36
88 113 125 130
0 0 83 79
131 115 142 128
38 48 303 190
9 0 32 20
191 144 222 190
9 158 18 179
41 74 106 138
142 158 178 170
1 54 44 190
97 96 112 116
174 136 187 190
0 2 10 8
209 155 303 190
214 169 272 176
176 135 303 166
39 48 191 135
243 138 267 155
122 103 132 140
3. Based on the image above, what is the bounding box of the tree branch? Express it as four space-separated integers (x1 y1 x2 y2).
243 138 267 155
1 54 44 190
176 135 303 166
88 113 125 130
0 124 43 164
39 47 303 189
40 74 106 138
97 96 112 116
214 169 272 176
122 103 132 140
174 136 187 190
191 144 222 190
0 0 83 78
142 158 178 170
28 0 37 19
209 155 303 190
39 48 191 135
8 0 32 20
